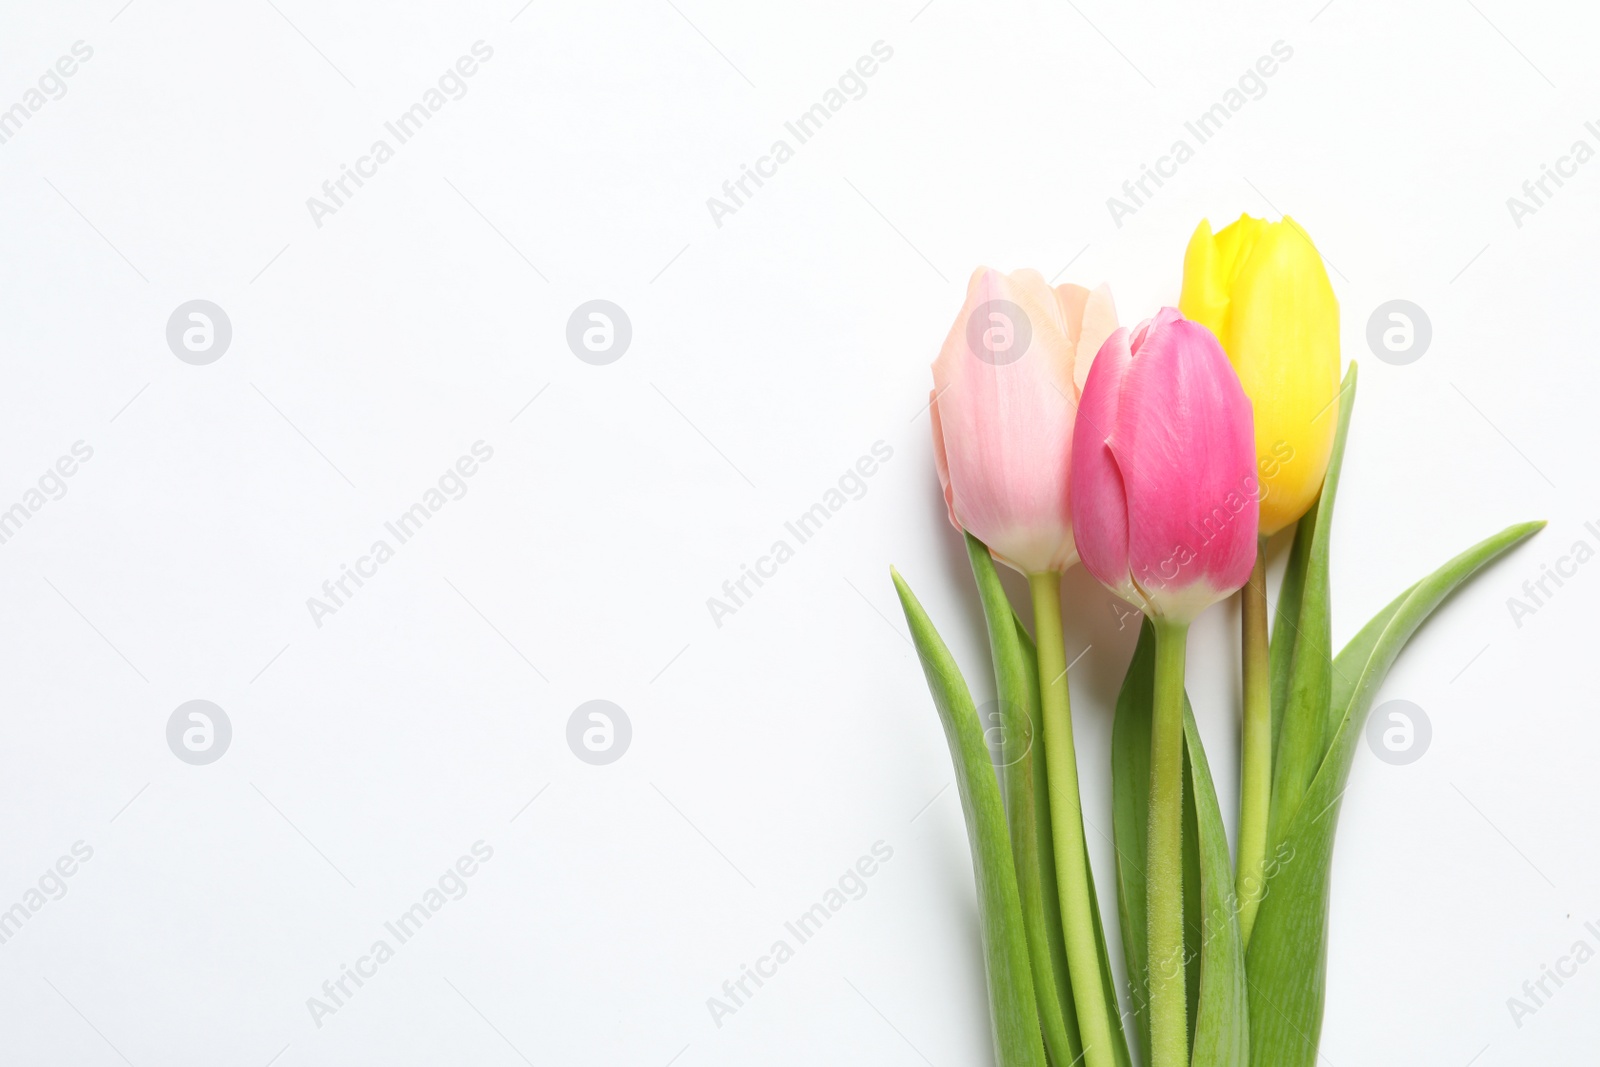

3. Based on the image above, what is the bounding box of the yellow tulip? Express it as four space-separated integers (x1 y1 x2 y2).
1180 214 1340 536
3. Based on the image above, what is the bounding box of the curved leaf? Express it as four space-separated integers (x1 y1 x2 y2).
891 567 1047 1067
966 535 1084 1067
1246 520 1543 1067
1269 365 1357 842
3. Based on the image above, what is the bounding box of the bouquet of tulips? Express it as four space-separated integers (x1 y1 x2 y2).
892 215 1541 1067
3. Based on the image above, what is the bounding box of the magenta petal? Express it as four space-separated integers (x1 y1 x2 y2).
1069 327 1138 603
1112 314 1258 619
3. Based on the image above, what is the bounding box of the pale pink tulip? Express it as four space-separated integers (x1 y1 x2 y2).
930 267 1117 575
1069 307 1258 622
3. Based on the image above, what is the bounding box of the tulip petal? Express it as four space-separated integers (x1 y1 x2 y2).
1055 284 1090 351
1070 284 1119 396
1223 217 1341 534
931 267 1086 573
1069 328 1139 606
1111 316 1257 621
929 387 960 531
1180 214 1341 536
1179 218 1226 338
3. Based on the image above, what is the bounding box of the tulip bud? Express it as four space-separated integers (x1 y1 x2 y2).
1180 214 1341 536
931 267 1118 574
1069 308 1258 622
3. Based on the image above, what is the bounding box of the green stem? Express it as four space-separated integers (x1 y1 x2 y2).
1028 573 1117 1067
1147 618 1189 1067
965 536 1082 1066
1236 537 1271 945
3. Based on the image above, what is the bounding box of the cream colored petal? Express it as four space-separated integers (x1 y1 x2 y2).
1072 283 1119 395
1055 283 1090 343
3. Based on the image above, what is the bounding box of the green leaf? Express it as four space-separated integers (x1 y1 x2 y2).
1113 622 1250 1067
1084 854 1136 1067
1112 626 1155 1064
1182 711 1250 1067
1017 614 1132 1067
1018 585 1132 1067
1324 521 1543 795
1322 579 1417 741
966 535 1085 1067
1246 520 1543 1067
1269 365 1357 842
891 567 1048 1067
1267 508 1315 755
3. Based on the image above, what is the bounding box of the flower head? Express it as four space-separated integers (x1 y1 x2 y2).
931 267 1118 574
1181 214 1341 535
1069 308 1258 621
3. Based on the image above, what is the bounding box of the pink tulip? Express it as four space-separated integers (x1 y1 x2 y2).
1069 307 1258 622
931 267 1118 574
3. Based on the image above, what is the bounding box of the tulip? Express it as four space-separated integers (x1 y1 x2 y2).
930 267 1127 1067
1070 307 1258 621
1180 214 1340 537
931 267 1117 574
1180 214 1340 944
1069 306 1256 1067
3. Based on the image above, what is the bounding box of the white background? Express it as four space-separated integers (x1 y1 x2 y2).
0 0 1595 1064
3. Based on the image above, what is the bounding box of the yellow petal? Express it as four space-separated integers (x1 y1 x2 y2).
1180 214 1341 535
1179 218 1227 336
